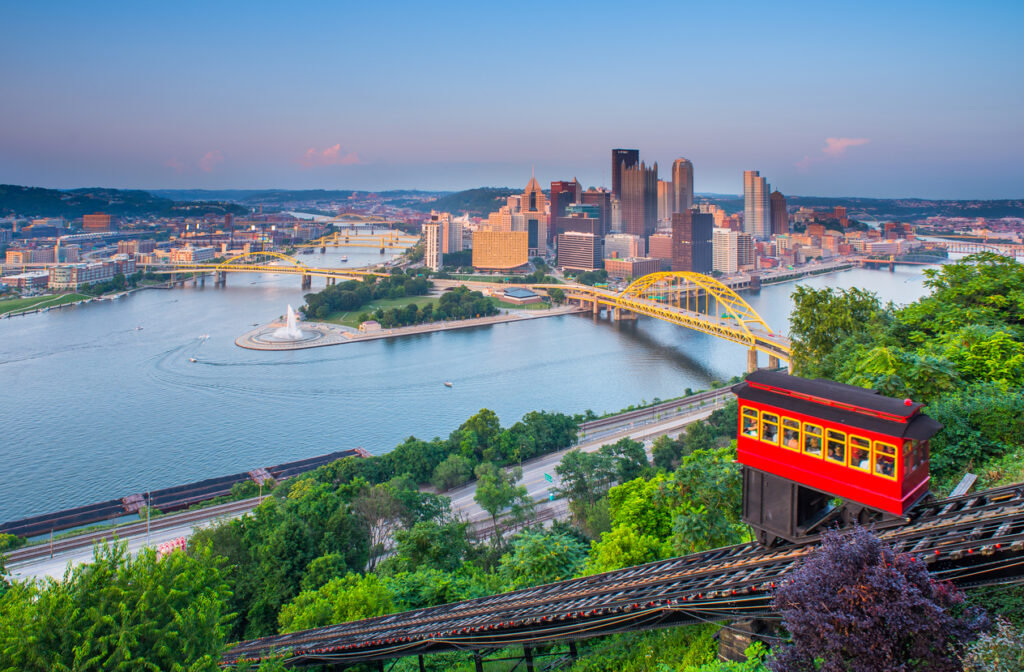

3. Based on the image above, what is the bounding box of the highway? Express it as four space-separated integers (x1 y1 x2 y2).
6 392 729 581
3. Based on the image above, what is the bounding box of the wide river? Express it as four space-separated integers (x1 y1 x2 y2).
0 247 937 522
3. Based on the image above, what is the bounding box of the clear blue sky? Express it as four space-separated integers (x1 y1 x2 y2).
1 0 1021 198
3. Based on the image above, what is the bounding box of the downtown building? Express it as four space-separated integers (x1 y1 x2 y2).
423 219 443 271
471 230 528 270
611 148 639 201
770 191 788 236
556 231 602 271
549 179 582 244
604 256 661 281
521 176 548 257
671 209 713 274
743 170 771 240
429 211 463 254
712 227 756 274
672 158 694 213
620 161 658 241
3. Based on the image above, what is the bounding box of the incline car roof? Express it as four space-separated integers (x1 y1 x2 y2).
732 370 943 441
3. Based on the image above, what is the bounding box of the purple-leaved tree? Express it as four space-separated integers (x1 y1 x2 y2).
770 527 989 672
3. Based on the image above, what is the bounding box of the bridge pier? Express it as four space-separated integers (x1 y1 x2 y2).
199 274 205 287
301 274 312 290
747 348 758 373
215 271 227 286
768 355 780 370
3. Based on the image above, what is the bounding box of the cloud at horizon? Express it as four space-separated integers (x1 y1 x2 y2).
299 144 361 168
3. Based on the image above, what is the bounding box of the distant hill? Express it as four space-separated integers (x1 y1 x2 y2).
410 187 518 216
698 195 1024 220
0 185 247 219
152 189 441 204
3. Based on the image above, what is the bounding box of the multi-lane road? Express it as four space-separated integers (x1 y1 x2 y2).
7 391 731 581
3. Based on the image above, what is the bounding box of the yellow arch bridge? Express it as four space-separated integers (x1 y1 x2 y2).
142 251 385 289
296 231 419 250
542 272 790 371
143 258 789 367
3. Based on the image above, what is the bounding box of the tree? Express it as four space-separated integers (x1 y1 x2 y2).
0 541 231 671
788 285 889 377
472 462 533 548
547 287 565 304
277 573 392 633
351 483 407 571
455 408 502 462
432 453 474 490
769 527 989 672
961 618 1024 672
497 529 587 590
666 447 745 555
385 520 473 574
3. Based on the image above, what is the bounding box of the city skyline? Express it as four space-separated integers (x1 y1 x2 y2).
1 1 1022 198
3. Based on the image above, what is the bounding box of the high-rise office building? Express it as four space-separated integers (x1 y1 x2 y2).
713 228 738 274
743 170 770 240
770 190 788 237
611 148 639 200
522 175 548 257
83 212 112 231
737 231 755 268
657 180 674 224
672 158 694 212
604 233 645 259
549 179 581 244
620 161 658 240
423 220 443 271
581 188 611 236
556 231 602 271
472 231 529 270
610 198 622 232
430 211 462 254
671 209 713 273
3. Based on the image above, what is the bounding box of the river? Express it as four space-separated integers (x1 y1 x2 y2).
0 249 937 522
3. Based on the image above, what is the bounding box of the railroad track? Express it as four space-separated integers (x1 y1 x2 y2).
5 497 259 565
222 483 1024 668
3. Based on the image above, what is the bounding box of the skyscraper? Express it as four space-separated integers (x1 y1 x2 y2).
581 188 611 236
657 180 674 223
770 190 788 237
549 179 581 244
743 170 770 240
671 209 713 273
522 175 548 257
611 148 639 200
672 158 694 212
620 161 658 240
423 219 443 271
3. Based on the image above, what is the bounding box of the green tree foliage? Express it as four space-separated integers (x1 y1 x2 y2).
497 529 587 590
665 447 745 555
383 520 474 574
961 618 1024 672
566 624 720 672
788 285 890 377
472 463 534 548
547 287 566 304
382 567 495 611
277 573 392 633
302 270 431 320
0 542 231 672
432 453 475 490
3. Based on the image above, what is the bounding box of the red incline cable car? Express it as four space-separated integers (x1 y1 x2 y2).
732 370 942 546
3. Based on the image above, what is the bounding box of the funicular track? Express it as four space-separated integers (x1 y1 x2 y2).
222 483 1024 668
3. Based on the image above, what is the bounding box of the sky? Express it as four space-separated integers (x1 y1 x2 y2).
1 1 1022 198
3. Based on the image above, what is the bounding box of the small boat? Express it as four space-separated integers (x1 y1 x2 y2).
189 358 197 363
136 326 144 330
444 381 453 388
341 255 348 262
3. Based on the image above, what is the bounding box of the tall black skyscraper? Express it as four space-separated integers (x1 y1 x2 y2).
611 148 639 200
671 209 713 274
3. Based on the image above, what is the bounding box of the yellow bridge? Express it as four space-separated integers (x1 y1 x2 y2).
144 255 789 367
142 251 385 289
296 231 419 250
544 272 790 371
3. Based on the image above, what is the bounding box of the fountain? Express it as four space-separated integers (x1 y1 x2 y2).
272 304 305 340
238 304 336 350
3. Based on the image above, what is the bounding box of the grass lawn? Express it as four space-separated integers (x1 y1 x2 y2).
492 300 553 311
322 295 440 328
0 293 91 316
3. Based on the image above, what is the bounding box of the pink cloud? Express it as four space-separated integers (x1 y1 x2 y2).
198 150 224 172
164 157 186 174
822 137 870 157
796 137 870 170
300 144 361 168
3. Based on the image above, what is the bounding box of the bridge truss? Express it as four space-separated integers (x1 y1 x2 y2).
296 231 419 249
553 272 791 368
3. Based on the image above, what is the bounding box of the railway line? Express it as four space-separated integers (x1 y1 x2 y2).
222 482 1024 668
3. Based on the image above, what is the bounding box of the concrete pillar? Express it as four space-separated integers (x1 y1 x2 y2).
747 348 758 373
768 355 780 370
301 274 312 290
199 275 205 286
592 299 599 316
524 647 535 672
320 246 326 253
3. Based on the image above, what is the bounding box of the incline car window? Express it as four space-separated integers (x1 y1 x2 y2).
782 418 800 451
851 436 871 471
761 412 779 444
741 408 759 438
874 441 897 479
826 429 846 465
803 424 823 458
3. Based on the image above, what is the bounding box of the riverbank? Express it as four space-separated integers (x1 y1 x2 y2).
235 304 584 350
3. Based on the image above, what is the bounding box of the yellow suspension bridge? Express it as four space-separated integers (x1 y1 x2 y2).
144 254 790 368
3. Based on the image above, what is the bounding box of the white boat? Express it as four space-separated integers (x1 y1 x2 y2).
341 255 348 262
444 381 453 388
189 358 197 363
136 326 143 330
